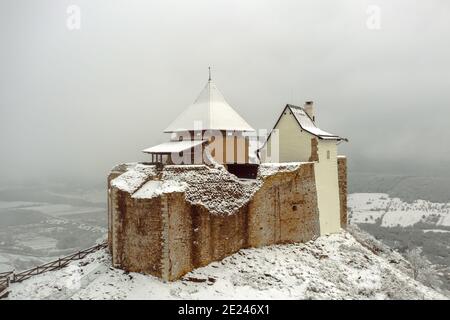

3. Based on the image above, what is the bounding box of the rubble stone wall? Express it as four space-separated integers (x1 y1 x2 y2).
109 163 322 281
337 156 348 229
248 163 319 247
107 171 124 251
111 189 164 277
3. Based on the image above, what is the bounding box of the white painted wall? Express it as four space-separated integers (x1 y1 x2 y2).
314 140 341 235
260 109 342 235
261 108 312 163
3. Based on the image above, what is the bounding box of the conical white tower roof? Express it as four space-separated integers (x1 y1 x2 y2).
164 80 254 132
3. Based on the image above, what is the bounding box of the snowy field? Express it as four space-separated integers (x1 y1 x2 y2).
1 187 450 299
348 193 450 229
6 232 446 300
0 186 107 273
348 193 450 294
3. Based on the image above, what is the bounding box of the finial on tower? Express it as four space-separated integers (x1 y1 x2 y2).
208 66 211 81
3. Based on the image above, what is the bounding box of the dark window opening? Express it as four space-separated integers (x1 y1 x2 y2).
226 164 259 179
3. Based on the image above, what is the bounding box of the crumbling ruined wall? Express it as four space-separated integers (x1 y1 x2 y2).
109 163 322 281
337 156 348 229
248 163 319 246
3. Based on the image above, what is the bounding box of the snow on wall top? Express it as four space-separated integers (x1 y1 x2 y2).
110 162 309 215
110 164 157 194
258 162 310 178
162 165 260 215
132 180 188 199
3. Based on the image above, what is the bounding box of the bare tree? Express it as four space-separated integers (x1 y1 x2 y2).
405 248 427 280
405 248 441 289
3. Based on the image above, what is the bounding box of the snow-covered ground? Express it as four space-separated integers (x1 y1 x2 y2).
21 204 104 217
0 201 41 209
348 193 450 228
2 189 449 299
0 252 49 274
0 200 104 218
6 231 446 300
0 193 107 273
348 193 450 295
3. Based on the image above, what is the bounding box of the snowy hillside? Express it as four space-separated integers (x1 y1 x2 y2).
348 193 450 295
348 193 450 228
6 231 445 300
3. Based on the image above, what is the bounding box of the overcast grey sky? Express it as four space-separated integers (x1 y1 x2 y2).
1 0 449 185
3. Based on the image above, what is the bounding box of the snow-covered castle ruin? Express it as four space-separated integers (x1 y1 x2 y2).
107 74 348 281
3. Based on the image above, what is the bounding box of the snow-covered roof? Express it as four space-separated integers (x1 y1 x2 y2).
258 104 347 152
142 140 207 154
288 105 343 140
164 80 255 133
287 104 345 140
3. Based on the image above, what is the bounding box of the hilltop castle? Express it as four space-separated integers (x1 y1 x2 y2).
107 75 348 281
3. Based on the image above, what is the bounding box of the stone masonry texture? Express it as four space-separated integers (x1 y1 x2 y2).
108 163 331 281
337 156 348 229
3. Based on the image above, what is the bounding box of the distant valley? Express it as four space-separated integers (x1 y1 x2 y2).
348 193 450 294
0 185 107 272
1 174 449 295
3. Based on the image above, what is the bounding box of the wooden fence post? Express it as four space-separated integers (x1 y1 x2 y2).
3 241 107 285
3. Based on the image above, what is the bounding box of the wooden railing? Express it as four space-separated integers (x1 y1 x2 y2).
0 242 107 298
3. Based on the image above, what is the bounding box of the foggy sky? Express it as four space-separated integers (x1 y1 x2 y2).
1 0 450 186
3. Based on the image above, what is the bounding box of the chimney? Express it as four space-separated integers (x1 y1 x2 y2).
304 101 315 122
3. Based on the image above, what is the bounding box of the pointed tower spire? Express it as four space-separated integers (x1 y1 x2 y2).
208 66 211 81
164 76 254 133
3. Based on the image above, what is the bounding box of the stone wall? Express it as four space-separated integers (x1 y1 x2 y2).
172 205 249 280
248 163 319 247
107 170 125 252
111 189 164 277
337 156 348 229
109 163 322 281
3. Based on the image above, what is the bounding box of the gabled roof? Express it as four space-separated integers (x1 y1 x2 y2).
142 140 207 154
164 80 254 133
259 104 347 150
286 104 345 140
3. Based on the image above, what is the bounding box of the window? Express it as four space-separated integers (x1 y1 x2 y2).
326 150 330 160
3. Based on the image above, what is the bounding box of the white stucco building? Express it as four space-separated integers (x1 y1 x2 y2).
258 102 347 235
